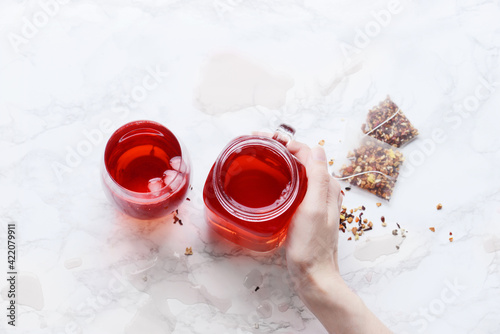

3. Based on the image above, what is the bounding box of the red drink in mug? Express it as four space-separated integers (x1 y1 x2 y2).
203 125 307 252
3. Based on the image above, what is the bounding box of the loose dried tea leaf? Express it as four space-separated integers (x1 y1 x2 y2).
362 96 419 147
339 204 378 240
339 139 404 200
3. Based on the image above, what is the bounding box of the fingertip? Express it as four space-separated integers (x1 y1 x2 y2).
287 141 311 164
311 145 327 162
287 140 307 153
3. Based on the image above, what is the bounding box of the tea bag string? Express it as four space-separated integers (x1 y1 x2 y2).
364 108 401 136
333 170 396 181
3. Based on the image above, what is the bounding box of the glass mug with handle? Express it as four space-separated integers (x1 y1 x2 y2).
203 124 308 252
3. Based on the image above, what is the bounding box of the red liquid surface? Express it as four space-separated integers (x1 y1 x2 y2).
112 145 171 192
204 140 307 251
103 121 189 219
223 153 291 208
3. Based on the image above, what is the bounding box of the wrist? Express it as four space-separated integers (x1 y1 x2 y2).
294 268 392 334
295 265 348 305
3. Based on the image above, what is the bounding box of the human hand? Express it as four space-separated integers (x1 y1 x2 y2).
285 141 343 287
250 132 343 284
284 140 391 334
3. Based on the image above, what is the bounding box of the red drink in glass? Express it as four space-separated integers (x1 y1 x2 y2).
102 120 190 219
203 125 307 252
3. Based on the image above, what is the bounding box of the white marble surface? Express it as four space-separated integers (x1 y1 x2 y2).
1 0 500 333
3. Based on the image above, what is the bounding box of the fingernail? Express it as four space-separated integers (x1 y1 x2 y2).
311 146 326 162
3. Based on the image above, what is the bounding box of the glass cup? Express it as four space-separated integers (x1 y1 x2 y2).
102 120 190 219
203 124 308 252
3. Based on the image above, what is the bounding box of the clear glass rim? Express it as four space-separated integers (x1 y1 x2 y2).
212 135 300 222
102 120 189 203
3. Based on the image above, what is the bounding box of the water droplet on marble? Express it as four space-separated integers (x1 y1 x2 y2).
125 300 173 334
256 301 272 318
270 289 290 310
354 233 406 262
278 303 289 312
64 258 82 269
1 273 44 310
198 285 232 313
244 269 263 289
196 53 293 115
484 236 500 253
127 256 158 275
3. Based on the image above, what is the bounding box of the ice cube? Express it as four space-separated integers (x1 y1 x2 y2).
169 156 187 173
147 177 164 193
163 170 183 191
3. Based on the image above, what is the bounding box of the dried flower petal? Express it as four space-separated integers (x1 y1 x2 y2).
339 139 404 200
363 96 419 147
